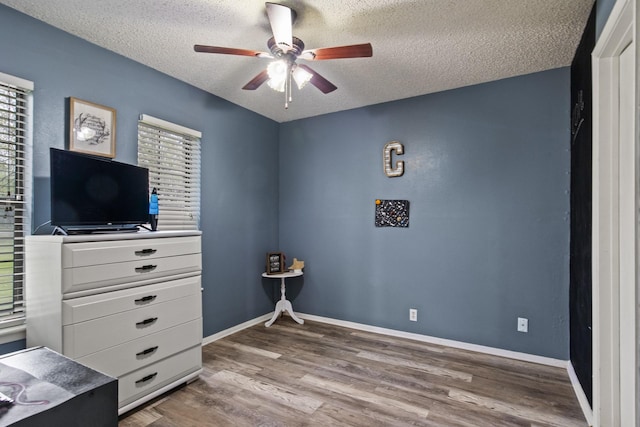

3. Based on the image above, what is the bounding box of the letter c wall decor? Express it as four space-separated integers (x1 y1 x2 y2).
383 141 404 177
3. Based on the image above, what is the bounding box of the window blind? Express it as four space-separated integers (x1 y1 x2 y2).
0 72 33 327
137 115 201 230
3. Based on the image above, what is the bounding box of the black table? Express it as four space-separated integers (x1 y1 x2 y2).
0 347 117 426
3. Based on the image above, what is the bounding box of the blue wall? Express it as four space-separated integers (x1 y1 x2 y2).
1 4 574 360
0 339 26 355
279 68 571 359
0 4 280 343
596 0 617 39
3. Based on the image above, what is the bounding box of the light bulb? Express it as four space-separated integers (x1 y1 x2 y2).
267 61 287 92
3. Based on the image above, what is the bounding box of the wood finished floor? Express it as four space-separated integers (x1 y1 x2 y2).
119 318 587 427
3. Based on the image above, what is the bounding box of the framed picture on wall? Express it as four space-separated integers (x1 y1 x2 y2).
69 97 116 158
266 252 285 275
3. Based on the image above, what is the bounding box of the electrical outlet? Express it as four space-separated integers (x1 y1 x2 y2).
517 317 528 333
409 308 417 322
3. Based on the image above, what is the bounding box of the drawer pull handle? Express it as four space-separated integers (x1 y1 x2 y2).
135 372 158 385
135 264 157 273
136 346 159 357
134 295 157 304
135 248 157 256
136 317 158 327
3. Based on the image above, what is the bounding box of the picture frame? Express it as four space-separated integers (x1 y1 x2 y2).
266 252 285 275
69 97 116 158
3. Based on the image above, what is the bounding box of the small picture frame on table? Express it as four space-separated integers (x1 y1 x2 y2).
69 97 116 158
266 252 285 275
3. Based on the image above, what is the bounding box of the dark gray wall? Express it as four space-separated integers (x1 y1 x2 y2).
0 4 280 343
279 68 571 359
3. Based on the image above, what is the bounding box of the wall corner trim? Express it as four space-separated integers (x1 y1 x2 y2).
568 360 594 426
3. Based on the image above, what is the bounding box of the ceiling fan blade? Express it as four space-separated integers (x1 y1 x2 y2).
194 45 271 58
300 43 373 60
242 69 270 90
297 64 337 94
266 2 293 51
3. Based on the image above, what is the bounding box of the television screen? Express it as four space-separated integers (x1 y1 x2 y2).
50 148 149 229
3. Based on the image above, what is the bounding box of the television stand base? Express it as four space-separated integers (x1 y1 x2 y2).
54 225 141 235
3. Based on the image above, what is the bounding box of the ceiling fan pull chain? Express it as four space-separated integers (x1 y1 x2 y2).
288 66 293 103
284 79 289 109
285 62 291 109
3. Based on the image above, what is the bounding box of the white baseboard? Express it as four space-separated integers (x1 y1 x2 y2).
297 312 568 368
204 311 568 367
202 314 271 346
567 361 593 426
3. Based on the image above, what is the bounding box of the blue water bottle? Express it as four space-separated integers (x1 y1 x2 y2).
149 188 159 231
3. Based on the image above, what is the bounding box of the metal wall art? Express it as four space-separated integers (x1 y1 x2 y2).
375 199 410 227
383 141 404 177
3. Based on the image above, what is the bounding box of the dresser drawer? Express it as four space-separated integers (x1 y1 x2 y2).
118 346 202 407
62 275 201 325
62 236 201 268
63 292 201 358
76 319 202 377
62 253 202 295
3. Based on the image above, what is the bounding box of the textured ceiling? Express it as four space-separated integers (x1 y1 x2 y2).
1 0 594 123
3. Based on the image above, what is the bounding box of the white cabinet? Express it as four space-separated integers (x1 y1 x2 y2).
25 231 203 414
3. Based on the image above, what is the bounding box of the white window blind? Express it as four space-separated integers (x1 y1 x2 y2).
137 115 201 230
0 72 33 327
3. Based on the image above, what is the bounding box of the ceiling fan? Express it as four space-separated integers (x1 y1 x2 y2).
194 2 373 108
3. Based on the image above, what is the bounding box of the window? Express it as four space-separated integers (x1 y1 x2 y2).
0 72 32 327
137 115 201 230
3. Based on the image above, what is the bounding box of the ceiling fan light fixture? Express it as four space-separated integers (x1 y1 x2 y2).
267 78 285 92
267 60 287 92
292 65 312 90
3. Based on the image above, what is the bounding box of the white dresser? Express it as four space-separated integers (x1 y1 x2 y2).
25 230 203 415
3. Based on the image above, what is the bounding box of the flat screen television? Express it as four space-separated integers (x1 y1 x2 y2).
50 148 149 232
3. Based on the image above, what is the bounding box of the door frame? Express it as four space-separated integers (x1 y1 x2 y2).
592 0 637 425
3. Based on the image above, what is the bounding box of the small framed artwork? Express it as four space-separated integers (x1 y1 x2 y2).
266 252 285 275
69 97 116 158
